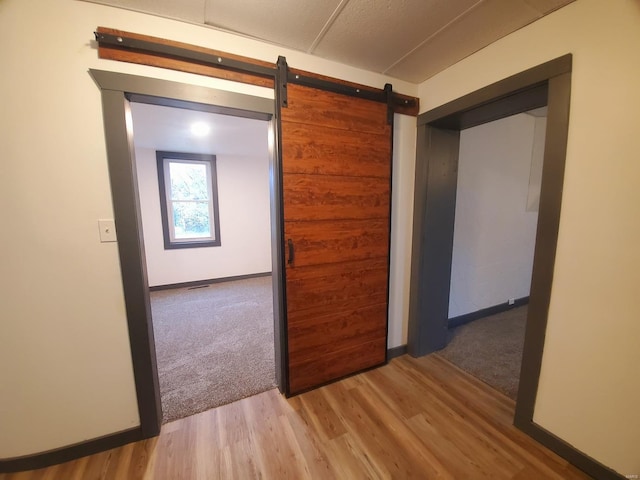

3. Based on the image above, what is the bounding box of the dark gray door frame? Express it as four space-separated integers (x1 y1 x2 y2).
90 69 284 437
408 55 571 362
406 55 620 475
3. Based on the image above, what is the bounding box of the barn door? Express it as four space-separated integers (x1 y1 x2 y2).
281 81 392 394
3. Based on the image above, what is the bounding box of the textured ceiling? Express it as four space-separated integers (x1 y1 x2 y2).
85 0 574 83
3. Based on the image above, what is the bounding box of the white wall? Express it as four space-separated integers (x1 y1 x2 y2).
449 113 540 318
135 145 272 287
0 0 417 458
527 116 546 212
419 0 640 474
388 113 417 348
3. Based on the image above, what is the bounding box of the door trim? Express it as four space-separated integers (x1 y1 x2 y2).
90 69 282 437
405 55 622 477
407 53 620 479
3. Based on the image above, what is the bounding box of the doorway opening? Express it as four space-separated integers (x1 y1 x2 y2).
407 55 572 436
128 101 276 423
438 107 547 400
90 69 285 437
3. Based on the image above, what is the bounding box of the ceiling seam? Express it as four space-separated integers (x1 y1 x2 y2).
307 0 351 54
381 0 485 75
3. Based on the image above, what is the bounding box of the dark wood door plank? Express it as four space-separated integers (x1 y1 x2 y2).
285 257 388 318
283 174 390 222
282 122 391 178
282 84 390 135
284 218 389 268
288 303 388 362
288 337 387 393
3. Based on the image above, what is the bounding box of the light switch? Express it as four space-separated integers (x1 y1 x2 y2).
98 219 117 243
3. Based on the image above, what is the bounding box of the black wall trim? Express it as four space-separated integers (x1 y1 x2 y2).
514 71 571 429
127 93 273 122
448 297 529 329
418 54 571 127
514 421 626 480
407 126 460 356
273 59 289 395
98 88 163 437
0 427 142 473
149 272 271 291
387 345 408 359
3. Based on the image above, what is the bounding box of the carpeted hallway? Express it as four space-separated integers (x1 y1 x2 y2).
150 275 276 423
439 306 527 399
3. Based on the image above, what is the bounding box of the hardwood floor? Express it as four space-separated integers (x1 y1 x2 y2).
1 354 591 479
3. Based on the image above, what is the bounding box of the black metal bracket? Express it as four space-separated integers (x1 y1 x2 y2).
287 239 295 266
384 83 393 125
276 56 288 108
94 31 277 79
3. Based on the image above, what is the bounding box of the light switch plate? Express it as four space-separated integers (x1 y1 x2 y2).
98 219 117 242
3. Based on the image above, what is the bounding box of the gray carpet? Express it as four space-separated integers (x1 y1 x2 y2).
439 306 527 400
150 276 277 424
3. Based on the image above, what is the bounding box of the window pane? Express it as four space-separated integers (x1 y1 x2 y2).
169 162 209 201
157 152 220 248
172 201 212 239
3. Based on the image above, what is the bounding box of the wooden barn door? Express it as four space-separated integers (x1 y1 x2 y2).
281 82 392 394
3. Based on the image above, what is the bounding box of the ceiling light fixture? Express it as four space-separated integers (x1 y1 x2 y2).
190 122 211 137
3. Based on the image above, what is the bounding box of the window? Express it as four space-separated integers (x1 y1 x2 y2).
156 151 221 249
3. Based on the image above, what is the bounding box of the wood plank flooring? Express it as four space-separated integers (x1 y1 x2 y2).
1 354 591 479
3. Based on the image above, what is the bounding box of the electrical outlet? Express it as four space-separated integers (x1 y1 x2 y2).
98 219 117 242
508 298 515 306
